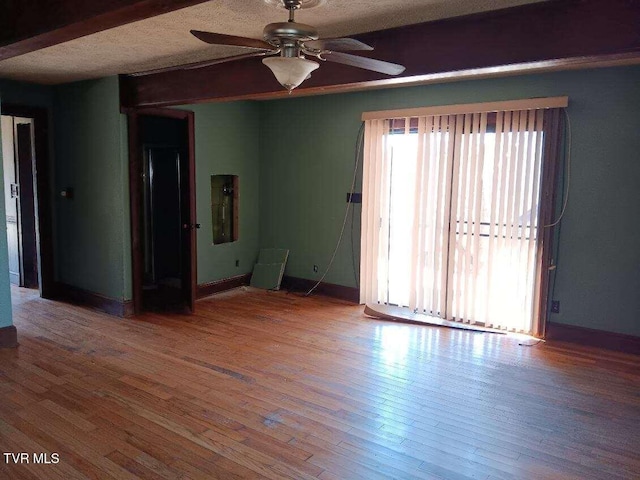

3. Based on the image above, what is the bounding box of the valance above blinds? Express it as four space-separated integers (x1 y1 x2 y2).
361 96 568 121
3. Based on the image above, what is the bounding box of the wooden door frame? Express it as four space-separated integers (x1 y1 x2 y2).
125 107 197 314
0 104 55 299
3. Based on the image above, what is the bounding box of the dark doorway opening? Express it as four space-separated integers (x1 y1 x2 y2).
127 109 197 314
1 105 54 298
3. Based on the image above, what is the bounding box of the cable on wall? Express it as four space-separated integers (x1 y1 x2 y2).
304 122 365 297
350 125 365 291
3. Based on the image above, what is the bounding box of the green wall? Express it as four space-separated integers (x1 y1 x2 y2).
259 66 640 337
183 102 261 284
259 93 362 288
53 77 131 300
0 94 12 327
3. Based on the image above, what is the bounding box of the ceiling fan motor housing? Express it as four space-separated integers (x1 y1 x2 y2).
263 22 319 43
263 22 318 57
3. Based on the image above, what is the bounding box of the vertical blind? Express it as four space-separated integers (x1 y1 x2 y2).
360 99 566 335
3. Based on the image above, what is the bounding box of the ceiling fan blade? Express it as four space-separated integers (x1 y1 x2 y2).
190 30 277 51
304 37 373 51
323 51 406 75
130 51 275 77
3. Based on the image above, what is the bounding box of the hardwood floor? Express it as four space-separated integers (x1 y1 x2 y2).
1 286 639 479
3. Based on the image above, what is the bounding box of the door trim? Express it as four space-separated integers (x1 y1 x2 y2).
0 104 55 299
126 107 197 314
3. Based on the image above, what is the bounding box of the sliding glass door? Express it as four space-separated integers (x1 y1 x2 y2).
361 108 551 334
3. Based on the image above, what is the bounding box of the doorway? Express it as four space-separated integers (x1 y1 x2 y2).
1 105 54 298
127 109 197 314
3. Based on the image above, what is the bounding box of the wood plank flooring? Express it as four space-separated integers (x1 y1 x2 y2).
1 286 639 479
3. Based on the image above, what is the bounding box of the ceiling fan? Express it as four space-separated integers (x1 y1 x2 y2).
132 0 406 92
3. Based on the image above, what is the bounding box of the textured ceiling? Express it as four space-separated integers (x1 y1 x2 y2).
0 0 547 85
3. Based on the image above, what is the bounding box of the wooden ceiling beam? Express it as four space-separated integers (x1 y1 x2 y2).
121 0 640 108
0 0 210 61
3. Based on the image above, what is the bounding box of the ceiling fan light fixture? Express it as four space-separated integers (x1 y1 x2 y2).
262 56 319 92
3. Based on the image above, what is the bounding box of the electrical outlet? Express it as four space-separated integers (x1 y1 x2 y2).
551 301 560 313
313 265 319 273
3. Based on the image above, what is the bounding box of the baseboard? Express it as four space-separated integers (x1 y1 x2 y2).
546 322 640 355
55 282 132 318
0 325 18 348
196 273 251 299
281 276 359 304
